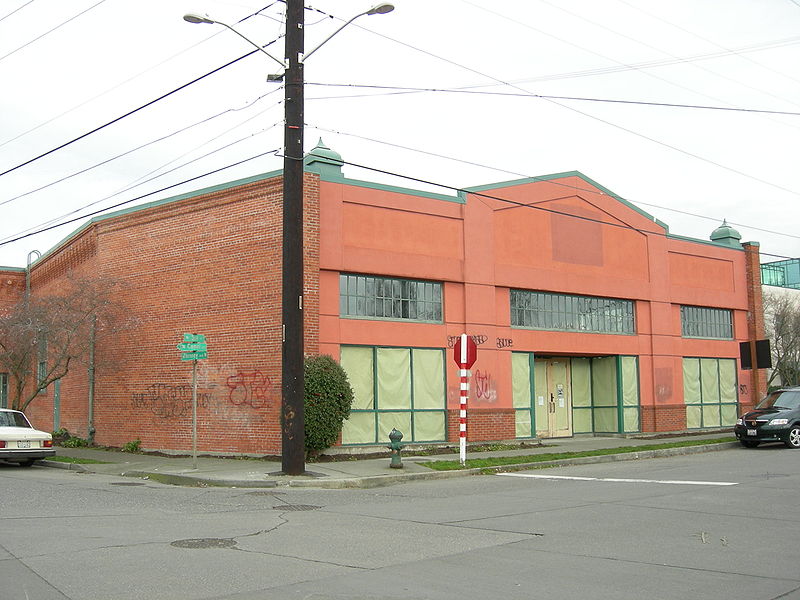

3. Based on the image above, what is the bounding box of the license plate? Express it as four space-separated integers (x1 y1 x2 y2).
747 429 758 436
17 440 31 449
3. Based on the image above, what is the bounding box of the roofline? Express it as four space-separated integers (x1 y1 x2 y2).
462 170 670 232
318 172 463 203
33 169 284 266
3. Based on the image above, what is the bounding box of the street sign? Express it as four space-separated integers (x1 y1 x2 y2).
177 342 207 352
453 334 477 369
183 333 206 343
181 351 208 361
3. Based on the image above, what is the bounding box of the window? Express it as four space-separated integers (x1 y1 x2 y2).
511 290 635 335
0 373 7 408
683 358 738 428
339 346 446 444
681 306 733 339
340 274 442 323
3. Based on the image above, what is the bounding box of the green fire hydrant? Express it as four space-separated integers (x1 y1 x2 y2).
388 428 404 469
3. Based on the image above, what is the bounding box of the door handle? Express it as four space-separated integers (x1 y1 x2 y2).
549 393 555 414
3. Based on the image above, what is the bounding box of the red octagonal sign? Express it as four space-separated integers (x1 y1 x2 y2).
453 334 477 369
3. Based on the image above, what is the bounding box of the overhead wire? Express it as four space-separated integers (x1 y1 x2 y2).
305 83 800 117
0 0 108 64
536 0 800 114
306 123 800 243
0 0 35 24
0 119 284 243
0 148 281 248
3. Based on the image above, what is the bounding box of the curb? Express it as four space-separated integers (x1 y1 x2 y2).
39 441 740 489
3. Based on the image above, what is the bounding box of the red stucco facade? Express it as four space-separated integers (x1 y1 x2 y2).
0 154 766 455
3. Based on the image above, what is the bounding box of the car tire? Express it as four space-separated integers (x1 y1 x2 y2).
784 426 800 449
739 439 760 448
18 459 36 467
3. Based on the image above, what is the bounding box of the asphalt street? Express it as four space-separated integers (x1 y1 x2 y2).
2 445 799 600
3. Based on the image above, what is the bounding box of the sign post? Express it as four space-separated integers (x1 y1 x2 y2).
178 333 208 469
453 334 477 467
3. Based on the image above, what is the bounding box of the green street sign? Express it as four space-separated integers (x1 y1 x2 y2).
181 351 208 361
183 333 206 343
177 342 207 352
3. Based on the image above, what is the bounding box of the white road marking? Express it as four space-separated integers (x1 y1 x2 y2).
497 473 738 486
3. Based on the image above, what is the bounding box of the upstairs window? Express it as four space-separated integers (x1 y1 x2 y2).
681 306 733 339
511 290 635 335
340 274 443 323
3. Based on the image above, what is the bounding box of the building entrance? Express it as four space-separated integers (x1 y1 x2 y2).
535 358 572 438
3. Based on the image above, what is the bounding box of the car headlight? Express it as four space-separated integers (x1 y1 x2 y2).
736 418 743 425
769 418 789 426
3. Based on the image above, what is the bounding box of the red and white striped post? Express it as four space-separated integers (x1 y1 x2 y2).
459 356 469 466
453 333 477 467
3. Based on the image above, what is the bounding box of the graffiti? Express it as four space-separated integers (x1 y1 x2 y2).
131 384 210 419
226 370 276 409
739 384 748 395
496 337 513 348
474 369 497 403
446 334 488 348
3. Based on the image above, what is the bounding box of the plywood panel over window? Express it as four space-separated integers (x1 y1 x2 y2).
683 357 738 429
340 346 446 445
512 353 533 438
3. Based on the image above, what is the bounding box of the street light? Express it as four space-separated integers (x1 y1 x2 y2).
185 2 394 475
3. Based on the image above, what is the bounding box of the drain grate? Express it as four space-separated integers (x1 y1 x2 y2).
272 504 321 511
171 538 237 549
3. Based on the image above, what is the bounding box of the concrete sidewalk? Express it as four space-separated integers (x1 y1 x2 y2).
42 432 739 489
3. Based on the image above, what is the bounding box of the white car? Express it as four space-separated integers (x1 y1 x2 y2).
0 408 55 467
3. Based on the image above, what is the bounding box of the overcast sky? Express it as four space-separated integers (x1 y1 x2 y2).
1 0 798 269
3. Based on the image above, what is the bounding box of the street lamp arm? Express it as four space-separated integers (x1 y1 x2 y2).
303 3 394 62
183 13 286 68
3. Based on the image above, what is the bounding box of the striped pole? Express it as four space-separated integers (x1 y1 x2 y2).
459 333 469 466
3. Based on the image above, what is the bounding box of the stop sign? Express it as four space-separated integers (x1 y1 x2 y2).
453 334 477 369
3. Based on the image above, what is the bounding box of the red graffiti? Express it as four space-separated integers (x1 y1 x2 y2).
474 369 496 402
226 370 274 409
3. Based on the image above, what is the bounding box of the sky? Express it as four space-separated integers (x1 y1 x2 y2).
0 0 799 269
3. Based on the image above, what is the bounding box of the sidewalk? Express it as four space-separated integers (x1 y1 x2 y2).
42 432 738 489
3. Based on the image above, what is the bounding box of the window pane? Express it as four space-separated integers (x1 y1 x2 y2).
340 274 443 323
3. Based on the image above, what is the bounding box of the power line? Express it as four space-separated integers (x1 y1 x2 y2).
307 123 800 243
0 0 35 24
0 89 283 209
305 83 800 117
0 121 283 244
0 47 265 179
0 149 280 248
0 0 107 64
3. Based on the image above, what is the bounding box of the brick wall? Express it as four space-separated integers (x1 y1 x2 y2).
447 408 516 442
21 172 321 455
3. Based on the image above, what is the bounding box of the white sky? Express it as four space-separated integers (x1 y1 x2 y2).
1 0 798 269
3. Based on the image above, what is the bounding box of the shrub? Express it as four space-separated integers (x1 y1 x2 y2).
303 355 354 457
61 436 89 448
121 439 141 453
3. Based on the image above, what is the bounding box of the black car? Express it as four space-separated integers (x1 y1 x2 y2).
734 387 800 448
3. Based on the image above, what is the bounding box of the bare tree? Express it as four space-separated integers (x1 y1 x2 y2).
0 276 137 411
763 288 800 389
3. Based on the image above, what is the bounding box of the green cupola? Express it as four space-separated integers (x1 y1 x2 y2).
710 219 742 248
304 138 343 178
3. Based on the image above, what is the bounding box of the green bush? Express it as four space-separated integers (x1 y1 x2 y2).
121 439 141 453
61 436 89 448
304 355 354 457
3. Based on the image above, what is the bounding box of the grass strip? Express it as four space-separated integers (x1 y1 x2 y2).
423 437 736 471
46 456 110 465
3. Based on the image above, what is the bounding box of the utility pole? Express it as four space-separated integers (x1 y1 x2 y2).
281 0 305 475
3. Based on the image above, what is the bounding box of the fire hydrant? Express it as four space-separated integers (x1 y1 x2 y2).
388 428 404 469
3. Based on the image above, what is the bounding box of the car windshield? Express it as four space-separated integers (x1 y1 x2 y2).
756 390 800 410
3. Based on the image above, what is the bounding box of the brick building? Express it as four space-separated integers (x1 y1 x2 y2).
0 141 767 454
